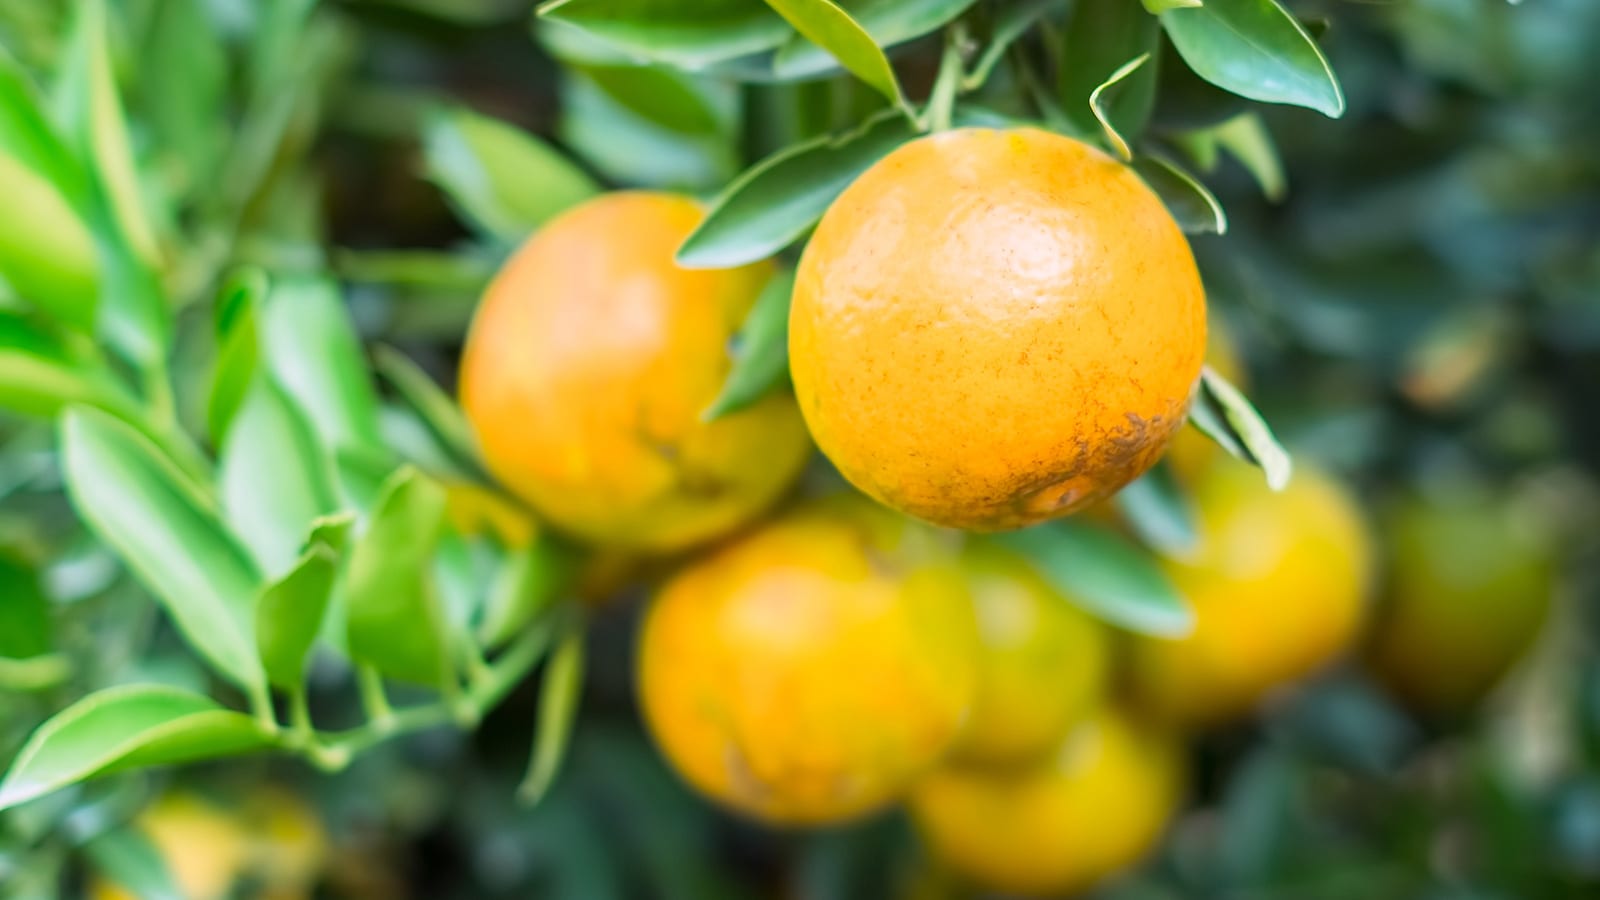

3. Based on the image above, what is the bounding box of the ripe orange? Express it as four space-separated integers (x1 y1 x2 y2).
790 128 1206 530
460 191 811 553
1367 490 1555 716
949 540 1109 767
637 497 978 825
910 708 1185 896
1129 462 1373 727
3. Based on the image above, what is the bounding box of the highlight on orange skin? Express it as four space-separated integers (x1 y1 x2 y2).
790 128 1207 531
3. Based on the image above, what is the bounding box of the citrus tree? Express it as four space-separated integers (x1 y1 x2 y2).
0 0 1596 897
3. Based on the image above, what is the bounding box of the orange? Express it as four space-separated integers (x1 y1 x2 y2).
950 540 1109 766
1164 317 1247 485
1129 462 1373 727
1367 489 1555 716
460 191 811 552
910 708 1185 897
637 497 978 825
790 128 1206 530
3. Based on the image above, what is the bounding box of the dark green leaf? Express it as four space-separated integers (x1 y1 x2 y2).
518 624 586 805
1188 364 1291 490
219 375 338 576
0 552 51 659
1059 0 1159 141
255 544 339 690
61 408 265 692
80 825 183 900
343 467 454 686
1114 464 1198 559
537 0 791 68
1090 54 1151 161
258 277 385 456
577 65 725 135
373 345 485 479
1161 0 1345 118
423 106 601 242
677 109 914 268
994 520 1192 637
1133 154 1227 234
1216 748 1298 884
762 0 905 105
0 685 273 812
773 0 980 79
703 268 794 421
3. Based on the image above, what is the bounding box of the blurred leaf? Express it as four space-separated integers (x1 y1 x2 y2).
995 521 1192 637
1188 364 1291 490
1216 748 1298 885
0 314 138 420
307 510 356 553
343 467 453 686
774 0 980 79
703 268 794 421
577 65 724 135
219 375 338 576
373 345 485 480
1143 0 1201 11
422 106 600 242
0 685 273 812
205 270 264 446
1114 463 1198 559
140 0 227 195
255 544 338 690
61 408 266 692
0 48 91 207
258 277 385 456
0 552 51 659
478 536 576 650
1211 111 1284 200
519 623 586 805
559 69 736 191
760 1 904 105
333 446 398 517
965 0 1053 91
536 0 791 68
1134 154 1227 234
1161 0 1345 118
80 824 183 900
1090 53 1151 162
677 109 913 268
1060 0 1159 140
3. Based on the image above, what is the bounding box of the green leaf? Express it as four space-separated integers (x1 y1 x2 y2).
258 276 385 456
762 0 904 105
557 69 735 192
81 825 184 900
0 552 51 659
536 0 791 68
343 467 454 686
1143 0 1201 11
1133 154 1227 234
422 106 600 242
1161 0 1345 118
139 0 228 196
773 0 981 79
703 268 794 421
576 65 724 136
477 537 577 650
0 684 273 812
1211 111 1285 200
0 315 138 420
1060 0 1159 141
1188 364 1292 490
677 109 913 268
205 270 265 445
1114 464 1198 559
219 375 338 576
0 154 100 334
965 0 1054 91
1090 54 1151 162
373 345 485 479
994 521 1192 637
307 511 357 553
0 48 92 209
61 407 265 692
255 544 338 690
518 623 586 805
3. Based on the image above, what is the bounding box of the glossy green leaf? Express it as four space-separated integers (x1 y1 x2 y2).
1134 154 1227 234
259 277 385 456
677 109 913 268
0 552 51 659
61 407 265 692
1211 111 1285 200
1114 464 1198 559
536 0 791 68
423 106 600 242
81 826 183 900
774 0 981 79
1188 364 1292 490
1143 0 1201 11
373 345 485 478
995 521 1192 637
343 467 453 686
763 0 904 104
0 684 273 812
255 544 338 690
219 374 337 576
477 537 577 650
577 65 724 135
0 154 100 333
205 270 265 445
703 269 794 421
1161 0 1345 118
1090 54 1151 161
518 624 586 805
1060 0 1159 141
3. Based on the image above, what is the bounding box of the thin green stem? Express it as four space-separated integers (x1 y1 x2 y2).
248 681 278 733
922 26 967 133
356 666 395 729
288 686 314 739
